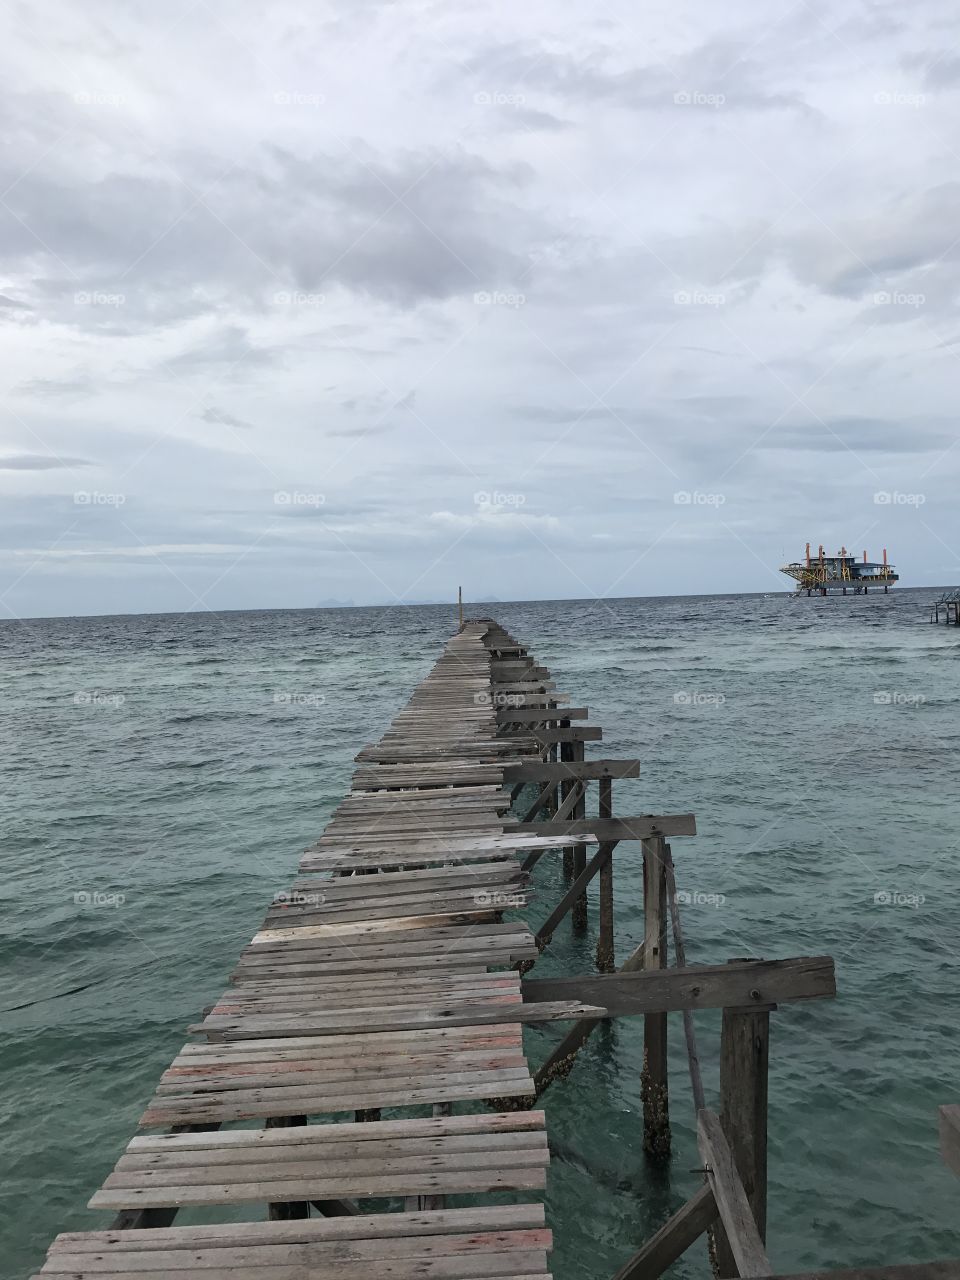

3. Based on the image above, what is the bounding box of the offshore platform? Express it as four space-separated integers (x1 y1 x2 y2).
780 543 899 595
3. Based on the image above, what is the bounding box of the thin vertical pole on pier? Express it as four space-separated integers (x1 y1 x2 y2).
713 964 770 1278
641 834 670 1161
596 775 615 971
458 585 463 629
572 739 588 932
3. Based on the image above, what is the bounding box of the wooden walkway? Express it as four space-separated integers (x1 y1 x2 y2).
32 619 960 1280
34 620 596 1278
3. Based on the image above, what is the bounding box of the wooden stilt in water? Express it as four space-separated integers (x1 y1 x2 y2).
596 775 615 971
641 834 670 1161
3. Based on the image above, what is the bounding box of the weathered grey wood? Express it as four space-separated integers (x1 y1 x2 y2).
939 1104 960 1177
642 835 670 1161
714 967 770 1277
597 776 614 971
521 956 836 1013
504 760 640 783
610 1183 718 1280
503 815 696 840
697 1109 771 1278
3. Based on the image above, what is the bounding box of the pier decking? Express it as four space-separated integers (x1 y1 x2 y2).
33 620 960 1279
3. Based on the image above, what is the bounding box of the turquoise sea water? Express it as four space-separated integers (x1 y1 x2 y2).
2 589 958 1278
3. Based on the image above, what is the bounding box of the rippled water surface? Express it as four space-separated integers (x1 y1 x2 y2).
2 590 958 1278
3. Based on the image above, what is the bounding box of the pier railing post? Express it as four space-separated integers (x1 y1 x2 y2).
712 963 770 1277
596 776 615 971
641 834 670 1161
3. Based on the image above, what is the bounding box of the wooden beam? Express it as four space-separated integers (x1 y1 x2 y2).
642 835 669 1162
265 1115 310 1220
530 726 603 743
611 1183 718 1280
597 776 615 972
503 815 696 840
697 1109 772 1278
760 1267 960 1280
504 759 640 783
522 955 836 1014
714 975 770 1276
939 1104 960 1176
496 707 589 722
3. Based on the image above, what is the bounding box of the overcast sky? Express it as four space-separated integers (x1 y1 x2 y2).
1 0 958 617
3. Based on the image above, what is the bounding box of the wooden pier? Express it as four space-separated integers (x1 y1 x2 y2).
32 620 960 1279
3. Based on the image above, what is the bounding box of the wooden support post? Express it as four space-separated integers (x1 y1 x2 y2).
596 775 615 971
560 737 575 876
572 739 588 932
663 844 706 1112
265 1116 310 1220
713 965 770 1278
642 835 670 1162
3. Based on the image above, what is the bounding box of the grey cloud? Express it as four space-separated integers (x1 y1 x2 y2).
0 453 93 470
200 407 256 430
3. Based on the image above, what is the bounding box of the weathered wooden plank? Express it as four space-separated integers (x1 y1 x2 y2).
504 759 640 782
521 956 836 1013
697 1109 771 1278
502 815 696 839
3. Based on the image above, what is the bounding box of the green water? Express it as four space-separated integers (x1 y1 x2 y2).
2 591 958 1277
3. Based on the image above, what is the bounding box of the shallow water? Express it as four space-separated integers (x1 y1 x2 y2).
2 589 958 1278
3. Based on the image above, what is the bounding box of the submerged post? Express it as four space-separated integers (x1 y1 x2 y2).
641 834 670 1160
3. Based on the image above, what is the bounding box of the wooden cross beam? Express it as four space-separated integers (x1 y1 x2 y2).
504 759 640 783
503 815 696 840
521 955 837 1014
